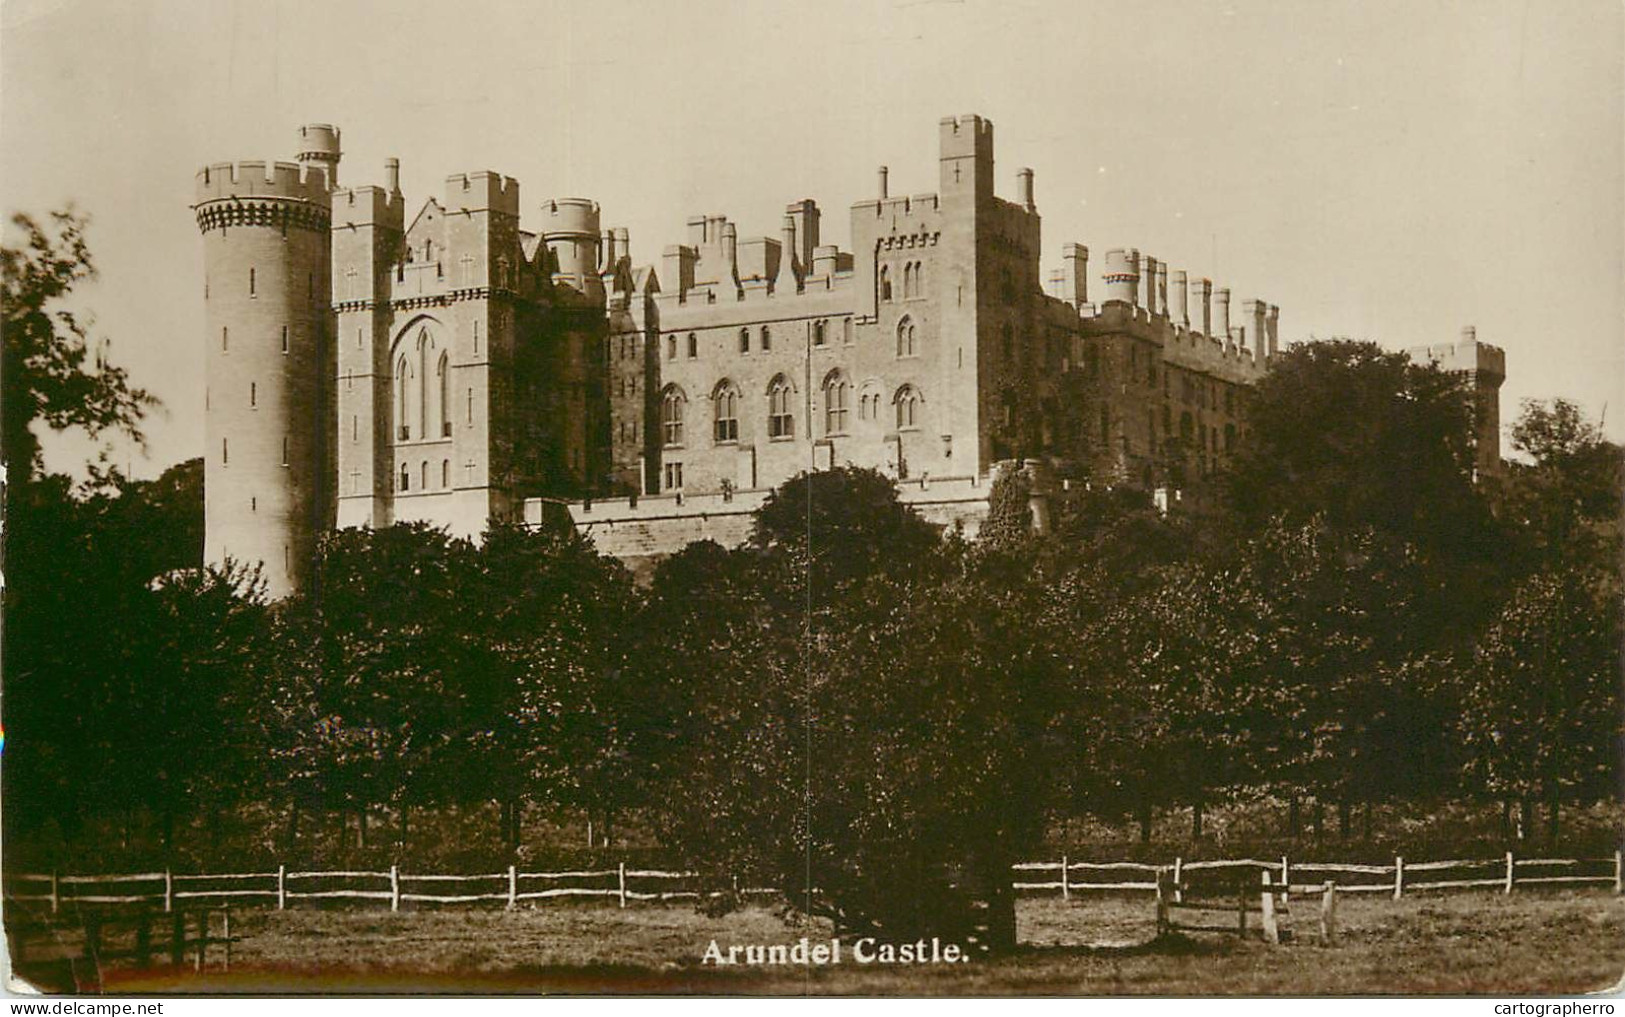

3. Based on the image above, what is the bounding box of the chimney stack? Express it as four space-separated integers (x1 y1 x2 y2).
774 216 799 293
1172 270 1189 325
1142 254 1158 315
721 222 738 286
1267 304 1279 357
1017 167 1035 210
1461 324 1477 344
384 157 400 194
1247 300 1268 361
1157 263 1169 320
1214 288 1231 345
1191 277 1212 336
878 165 889 200
1060 243 1088 305
813 244 838 278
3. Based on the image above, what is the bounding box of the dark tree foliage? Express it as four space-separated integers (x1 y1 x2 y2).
1226 340 1492 551
1 209 156 483
1493 398 1623 572
750 465 940 602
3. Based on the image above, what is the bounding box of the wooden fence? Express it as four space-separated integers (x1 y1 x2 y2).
7 850 1619 914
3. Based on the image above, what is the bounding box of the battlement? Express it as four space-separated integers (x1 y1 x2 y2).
1408 327 1506 381
939 113 994 155
196 161 332 205
851 193 942 221
444 172 520 215
541 197 602 237
330 185 405 228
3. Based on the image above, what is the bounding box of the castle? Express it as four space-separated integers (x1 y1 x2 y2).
194 117 1505 596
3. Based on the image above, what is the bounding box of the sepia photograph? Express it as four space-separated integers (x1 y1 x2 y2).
1 0 1621 1000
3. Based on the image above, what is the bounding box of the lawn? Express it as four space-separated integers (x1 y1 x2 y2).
65 888 1624 996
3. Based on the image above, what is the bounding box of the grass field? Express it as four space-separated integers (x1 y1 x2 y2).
71 888 1623 996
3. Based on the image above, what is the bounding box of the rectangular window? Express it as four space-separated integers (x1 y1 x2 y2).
250 382 257 407
222 438 228 465
222 327 229 352
467 389 473 424
249 267 256 296
664 462 684 490
281 436 289 466
282 326 290 354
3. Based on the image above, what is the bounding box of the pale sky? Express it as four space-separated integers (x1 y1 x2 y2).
4 0 1621 478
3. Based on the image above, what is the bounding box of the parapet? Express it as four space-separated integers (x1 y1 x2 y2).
939 113 994 157
330 185 405 228
444 172 520 215
196 161 332 205
541 197 602 238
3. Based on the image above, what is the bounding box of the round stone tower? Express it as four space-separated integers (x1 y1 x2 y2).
541 197 602 295
194 125 337 597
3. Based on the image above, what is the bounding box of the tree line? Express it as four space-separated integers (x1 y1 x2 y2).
3 208 1620 953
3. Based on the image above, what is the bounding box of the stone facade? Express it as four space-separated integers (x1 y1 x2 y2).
195 116 1505 591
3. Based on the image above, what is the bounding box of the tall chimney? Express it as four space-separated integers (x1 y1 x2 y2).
1267 304 1280 357
1172 270 1189 325
1460 324 1477 344
721 222 738 287
813 244 838 277
1247 299 1268 361
1017 167 1035 210
1103 248 1139 306
1157 263 1169 320
384 157 400 194
1214 288 1231 345
1192 277 1212 336
786 199 819 271
1142 254 1158 315
774 216 799 293
878 165 889 200
1061 243 1088 305
601 230 616 271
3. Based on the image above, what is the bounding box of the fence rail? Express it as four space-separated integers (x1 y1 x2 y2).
7 850 1619 914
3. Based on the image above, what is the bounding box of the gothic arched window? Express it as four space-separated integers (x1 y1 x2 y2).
397 355 412 440
880 264 892 302
894 385 921 430
437 352 450 437
823 371 850 436
661 385 687 447
713 380 739 443
896 315 917 357
687 333 698 358
739 328 751 354
767 375 794 439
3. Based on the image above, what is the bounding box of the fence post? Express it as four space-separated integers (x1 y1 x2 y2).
617 861 627 908
1060 854 1069 901
164 868 173 913
49 870 59 915
277 864 286 910
1393 855 1404 900
1259 870 1279 945
390 864 400 913
1319 881 1338 945
1281 854 1290 903
1237 878 1248 935
1154 869 1170 937
1504 851 1514 894
1614 850 1622 895
1173 856 1183 904
507 865 517 910
224 906 232 972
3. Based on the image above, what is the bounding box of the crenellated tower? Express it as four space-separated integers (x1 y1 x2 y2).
194 124 337 597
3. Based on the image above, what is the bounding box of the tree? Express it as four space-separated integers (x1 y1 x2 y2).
1226 340 1490 551
1495 398 1622 572
750 465 940 601
1458 567 1621 843
2 208 156 483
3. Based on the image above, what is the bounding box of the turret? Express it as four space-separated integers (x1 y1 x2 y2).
1102 248 1139 306
541 197 602 291
194 135 337 598
295 123 341 185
